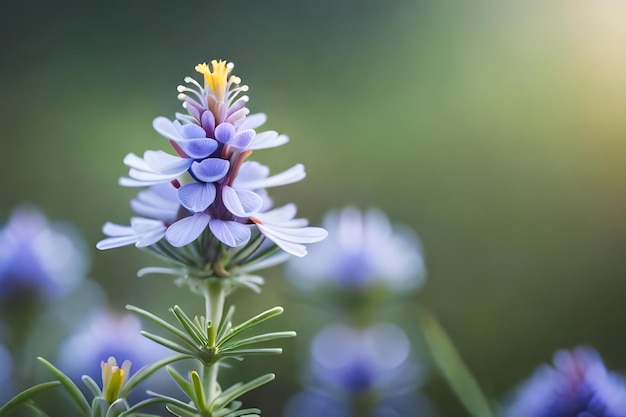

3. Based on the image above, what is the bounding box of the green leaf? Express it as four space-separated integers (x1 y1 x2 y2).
166 404 200 417
218 307 284 347
171 305 208 344
21 402 51 417
126 304 198 349
216 305 236 341
419 312 495 417
119 397 175 417
0 381 60 415
37 357 91 417
220 408 262 417
121 354 194 398
219 331 296 351
140 331 194 355
165 367 195 402
219 348 283 356
92 397 108 417
147 391 199 413
211 374 275 410
190 371 209 412
106 398 130 417
82 375 102 398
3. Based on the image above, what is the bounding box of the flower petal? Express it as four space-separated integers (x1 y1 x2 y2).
229 129 255 149
209 219 251 247
165 213 210 247
201 111 216 136
152 117 182 141
178 183 216 212
182 124 206 139
222 186 263 217
191 158 230 183
214 122 235 144
249 131 289 150
175 138 218 159
237 113 266 130
235 164 305 190
143 151 191 175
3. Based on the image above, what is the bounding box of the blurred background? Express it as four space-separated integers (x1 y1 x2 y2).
2 0 626 415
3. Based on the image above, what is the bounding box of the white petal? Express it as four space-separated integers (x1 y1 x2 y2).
209 219 251 247
165 213 210 247
235 164 305 190
152 117 182 141
249 131 289 150
222 186 263 217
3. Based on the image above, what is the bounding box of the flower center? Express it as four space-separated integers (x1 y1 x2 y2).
195 60 233 101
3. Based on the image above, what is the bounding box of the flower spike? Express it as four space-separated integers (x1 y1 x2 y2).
97 58 326 284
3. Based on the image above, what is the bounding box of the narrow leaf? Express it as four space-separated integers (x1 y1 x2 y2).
171 305 208 344
147 390 198 413
191 371 208 412
121 354 194 398
219 348 283 356
166 404 200 417
219 307 284 347
126 304 197 348
81 375 102 398
140 331 193 355
420 312 495 417
165 367 195 402
217 305 236 341
211 374 275 410
37 357 90 417
0 381 60 415
219 331 296 351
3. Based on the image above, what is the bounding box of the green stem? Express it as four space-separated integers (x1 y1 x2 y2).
202 279 227 404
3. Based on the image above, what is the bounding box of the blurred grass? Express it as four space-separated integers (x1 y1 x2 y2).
2 0 626 415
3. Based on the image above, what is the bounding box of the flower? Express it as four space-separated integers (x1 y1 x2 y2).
285 207 425 293
0 206 87 310
307 323 419 395
101 356 131 404
283 323 433 417
97 58 326 275
503 347 626 417
57 310 170 396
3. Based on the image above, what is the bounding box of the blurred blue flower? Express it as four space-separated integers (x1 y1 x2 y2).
283 323 434 417
286 207 425 293
57 309 170 398
503 346 626 417
307 323 419 395
0 206 87 310
97 59 326 259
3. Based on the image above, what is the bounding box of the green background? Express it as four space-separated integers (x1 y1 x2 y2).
2 0 626 415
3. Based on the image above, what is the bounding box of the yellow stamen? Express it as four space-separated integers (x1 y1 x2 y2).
195 60 234 101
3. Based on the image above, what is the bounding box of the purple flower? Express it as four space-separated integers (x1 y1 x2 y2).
503 347 626 417
283 323 433 417
98 59 326 268
0 206 87 310
306 323 419 396
286 207 425 293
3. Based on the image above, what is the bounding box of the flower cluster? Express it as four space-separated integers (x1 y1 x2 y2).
97 60 326 273
503 347 626 417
